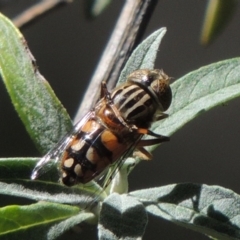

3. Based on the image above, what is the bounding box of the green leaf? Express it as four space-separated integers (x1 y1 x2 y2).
0 181 101 206
148 57 240 152
85 0 112 18
47 211 95 240
0 158 40 180
0 13 72 154
0 158 103 238
99 193 147 239
118 27 167 85
0 202 80 240
0 158 105 206
201 0 237 45
130 183 240 240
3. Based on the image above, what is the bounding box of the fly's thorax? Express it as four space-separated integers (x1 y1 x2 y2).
111 82 157 128
95 99 140 143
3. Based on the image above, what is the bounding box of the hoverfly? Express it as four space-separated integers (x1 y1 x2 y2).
31 69 172 188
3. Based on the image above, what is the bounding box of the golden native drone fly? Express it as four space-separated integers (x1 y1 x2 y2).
31 69 172 187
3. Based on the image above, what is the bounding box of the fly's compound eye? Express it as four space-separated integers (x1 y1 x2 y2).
150 69 172 111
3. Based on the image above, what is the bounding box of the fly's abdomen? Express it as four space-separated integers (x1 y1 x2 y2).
61 118 129 186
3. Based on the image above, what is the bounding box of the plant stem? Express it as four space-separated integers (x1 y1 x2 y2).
13 0 71 28
74 0 158 122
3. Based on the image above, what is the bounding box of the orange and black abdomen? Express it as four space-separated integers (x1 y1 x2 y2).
61 116 133 186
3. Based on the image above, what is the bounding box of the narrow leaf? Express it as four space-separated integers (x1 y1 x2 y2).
0 158 105 205
0 158 40 180
47 212 95 240
148 57 240 152
0 202 79 240
130 183 240 240
99 193 147 239
0 13 72 154
201 0 237 45
118 28 167 85
0 181 100 206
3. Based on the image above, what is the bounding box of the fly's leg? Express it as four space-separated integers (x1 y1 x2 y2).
134 128 170 160
136 128 169 141
155 113 168 121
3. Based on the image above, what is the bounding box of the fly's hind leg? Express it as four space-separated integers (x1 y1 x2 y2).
134 128 169 160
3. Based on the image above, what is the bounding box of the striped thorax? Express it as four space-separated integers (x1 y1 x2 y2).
111 69 171 128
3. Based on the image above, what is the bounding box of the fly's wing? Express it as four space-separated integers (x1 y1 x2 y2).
80 135 143 210
31 111 94 180
95 135 143 192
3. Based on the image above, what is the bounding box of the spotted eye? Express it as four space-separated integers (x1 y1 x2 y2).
151 77 172 111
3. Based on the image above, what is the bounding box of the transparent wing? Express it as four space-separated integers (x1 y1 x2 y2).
82 136 142 210
97 135 142 191
31 111 94 180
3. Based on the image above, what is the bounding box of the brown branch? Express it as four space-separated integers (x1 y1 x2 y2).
74 0 158 122
13 0 72 28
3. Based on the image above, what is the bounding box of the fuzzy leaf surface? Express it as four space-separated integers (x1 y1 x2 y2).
0 13 72 154
130 183 240 240
148 57 240 152
0 158 105 206
98 193 147 240
47 211 95 240
118 27 166 85
0 202 80 240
